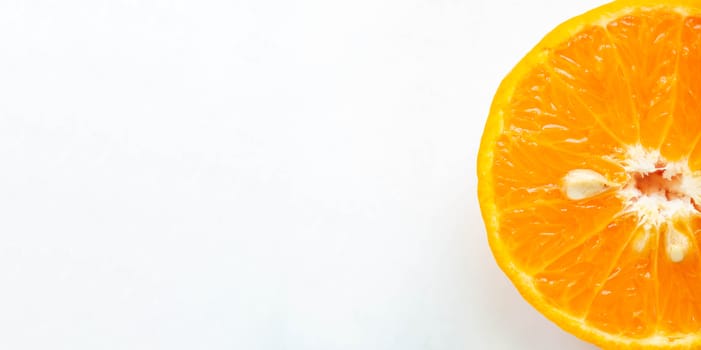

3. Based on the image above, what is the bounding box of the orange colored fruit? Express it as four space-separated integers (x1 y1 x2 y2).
478 0 701 348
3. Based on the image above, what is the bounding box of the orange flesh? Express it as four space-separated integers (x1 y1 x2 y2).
492 8 701 340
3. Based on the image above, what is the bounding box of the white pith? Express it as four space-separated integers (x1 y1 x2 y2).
562 145 701 263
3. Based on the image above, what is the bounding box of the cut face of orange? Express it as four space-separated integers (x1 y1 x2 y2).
478 0 701 348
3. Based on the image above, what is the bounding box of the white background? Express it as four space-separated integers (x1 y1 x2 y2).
0 0 609 349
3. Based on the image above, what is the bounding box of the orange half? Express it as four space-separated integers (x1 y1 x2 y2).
478 0 701 348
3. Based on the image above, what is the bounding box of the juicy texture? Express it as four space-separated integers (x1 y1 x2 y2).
479 1 701 349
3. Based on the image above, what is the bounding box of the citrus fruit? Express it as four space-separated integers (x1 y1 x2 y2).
478 0 701 348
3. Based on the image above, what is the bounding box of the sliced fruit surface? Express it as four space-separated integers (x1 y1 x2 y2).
478 1 701 348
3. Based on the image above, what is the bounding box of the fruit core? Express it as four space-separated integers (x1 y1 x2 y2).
562 147 701 263
632 166 683 199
